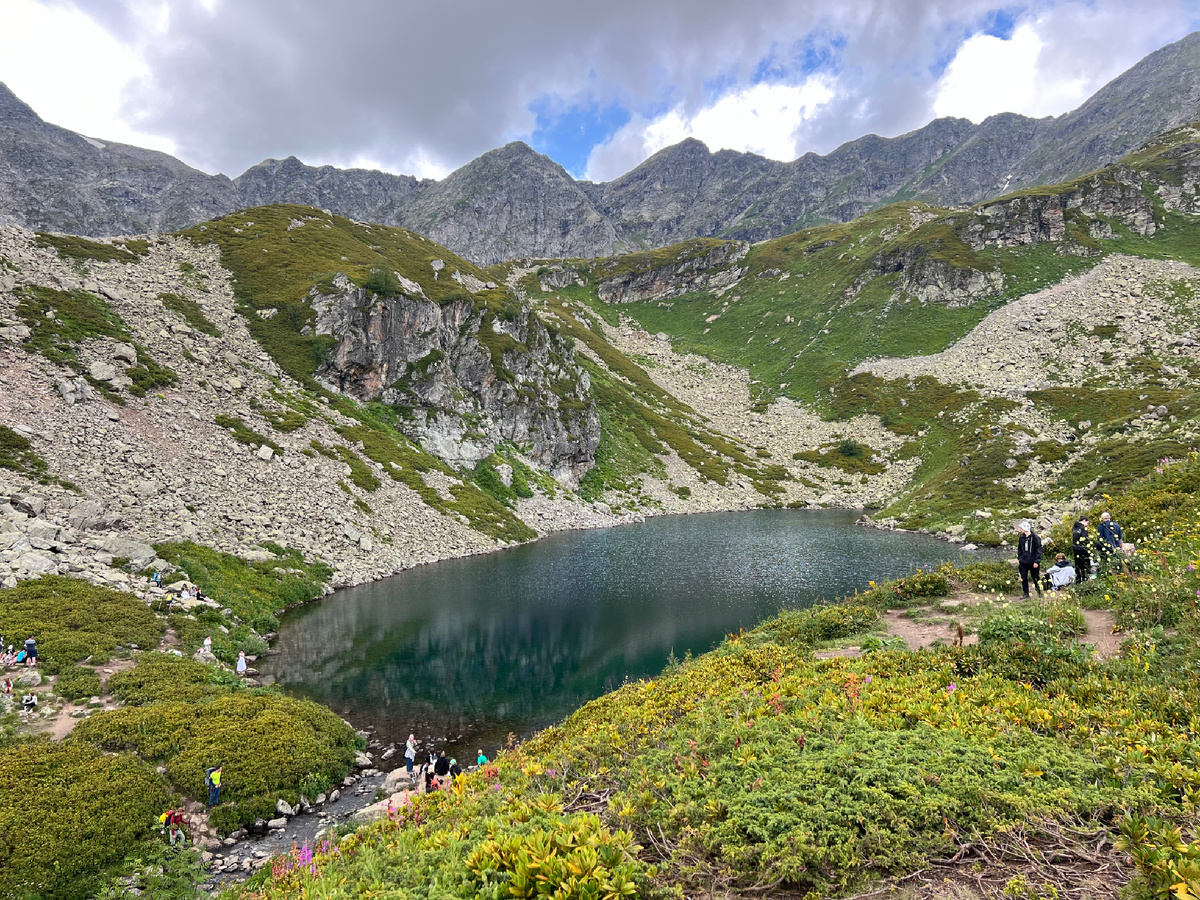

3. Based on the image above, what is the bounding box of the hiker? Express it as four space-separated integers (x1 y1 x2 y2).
21 692 37 712
405 734 417 778
1072 516 1092 583
1016 521 1043 598
1048 553 1076 590
476 749 488 767
151 571 162 587
434 750 450 778
2 678 11 695
23 636 36 667
1097 511 1125 558
205 765 223 806
236 651 247 676
160 809 187 847
449 758 463 779
202 636 213 653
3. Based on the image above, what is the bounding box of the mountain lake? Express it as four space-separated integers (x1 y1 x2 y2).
262 509 976 758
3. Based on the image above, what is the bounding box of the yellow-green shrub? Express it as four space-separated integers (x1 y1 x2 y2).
0 575 163 674
0 740 168 900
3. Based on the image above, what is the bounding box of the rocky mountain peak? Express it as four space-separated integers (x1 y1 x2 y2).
0 82 42 126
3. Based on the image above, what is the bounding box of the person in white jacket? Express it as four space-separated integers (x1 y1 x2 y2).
1048 553 1076 590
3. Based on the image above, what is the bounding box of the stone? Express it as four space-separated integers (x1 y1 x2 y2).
974 510 993 519
16 670 42 687
256 443 274 461
111 342 138 365
17 551 58 576
328 789 341 803
354 751 372 768
88 361 120 383
267 817 287 830
275 798 295 817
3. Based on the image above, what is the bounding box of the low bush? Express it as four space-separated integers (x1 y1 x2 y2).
858 568 951 609
0 575 164 674
70 693 357 832
54 664 103 702
107 651 241 706
954 559 1019 592
0 740 168 900
758 604 879 646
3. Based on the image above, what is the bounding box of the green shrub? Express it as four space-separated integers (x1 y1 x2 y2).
0 424 49 480
759 604 879 646
0 575 164 674
364 263 402 297
54 664 103 702
34 232 147 264
0 740 168 900
70 693 357 830
214 414 281 456
107 652 241 705
153 542 331 626
157 292 221 336
955 560 1019 592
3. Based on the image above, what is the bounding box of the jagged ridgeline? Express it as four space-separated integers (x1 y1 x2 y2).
507 124 1200 537
180 206 599 484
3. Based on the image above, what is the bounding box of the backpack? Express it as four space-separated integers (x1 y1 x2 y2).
204 767 217 788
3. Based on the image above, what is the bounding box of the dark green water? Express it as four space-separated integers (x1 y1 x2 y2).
264 509 963 757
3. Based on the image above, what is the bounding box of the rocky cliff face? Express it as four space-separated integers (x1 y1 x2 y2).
311 275 599 481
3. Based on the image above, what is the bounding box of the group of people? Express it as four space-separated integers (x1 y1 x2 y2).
403 735 489 793
1016 512 1128 598
0 636 38 668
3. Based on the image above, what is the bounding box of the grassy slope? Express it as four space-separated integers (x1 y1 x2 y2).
231 455 1200 900
512 127 1200 532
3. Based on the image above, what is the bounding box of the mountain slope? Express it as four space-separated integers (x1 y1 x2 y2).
3 33 1200 262
0 83 238 235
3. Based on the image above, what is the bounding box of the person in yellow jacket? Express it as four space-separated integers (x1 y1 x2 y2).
205 765 222 806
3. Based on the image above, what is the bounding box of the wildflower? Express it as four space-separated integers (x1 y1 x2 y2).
946 683 957 693
864 675 872 684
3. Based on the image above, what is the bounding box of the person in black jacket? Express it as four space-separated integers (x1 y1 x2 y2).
1016 521 1043 598
1071 516 1091 584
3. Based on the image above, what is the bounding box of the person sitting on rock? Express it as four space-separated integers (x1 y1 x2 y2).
21 692 37 712
2 678 12 695
1048 553 1076 590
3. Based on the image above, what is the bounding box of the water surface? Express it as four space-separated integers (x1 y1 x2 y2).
264 509 962 756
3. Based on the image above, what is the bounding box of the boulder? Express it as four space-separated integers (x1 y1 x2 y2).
88 361 119 383
382 768 410 794
111 342 138 365
256 444 274 461
354 751 372 768
17 551 58 576
16 670 42 687
349 791 410 826
266 817 287 830
275 798 295 817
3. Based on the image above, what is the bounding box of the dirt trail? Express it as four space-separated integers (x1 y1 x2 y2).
816 591 1125 660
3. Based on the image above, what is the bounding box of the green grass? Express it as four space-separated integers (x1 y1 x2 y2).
157 291 221 336
180 205 507 387
16 284 127 369
0 575 164 674
214 414 282 456
0 424 49 481
152 542 332 634
108 651 245 705
35 232 150 264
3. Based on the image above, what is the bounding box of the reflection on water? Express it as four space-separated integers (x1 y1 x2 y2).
264 509 962 755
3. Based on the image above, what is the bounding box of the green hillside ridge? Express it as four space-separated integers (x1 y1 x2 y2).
505 124 1200 534
222 453 1200 900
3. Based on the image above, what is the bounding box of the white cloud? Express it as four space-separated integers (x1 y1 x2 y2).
932 20 1095 122
0 0 176 156
585 77 835 180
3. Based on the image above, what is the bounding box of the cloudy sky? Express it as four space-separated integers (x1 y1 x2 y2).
1 0 1198 182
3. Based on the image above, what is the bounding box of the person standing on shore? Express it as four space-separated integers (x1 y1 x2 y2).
205 765 222 806
1016 521 1043 598
23 636 36 667
476 749 488 767
405 734 417 779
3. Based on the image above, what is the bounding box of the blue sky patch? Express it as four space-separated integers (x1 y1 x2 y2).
528 98 632 178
